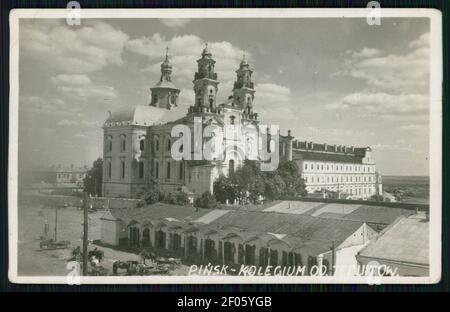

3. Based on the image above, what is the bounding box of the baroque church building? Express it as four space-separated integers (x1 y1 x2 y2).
102 46 382 200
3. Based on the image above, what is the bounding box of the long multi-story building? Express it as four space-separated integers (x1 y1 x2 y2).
280 136 382 199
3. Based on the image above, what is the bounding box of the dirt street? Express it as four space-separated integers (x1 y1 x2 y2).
17 204 189 276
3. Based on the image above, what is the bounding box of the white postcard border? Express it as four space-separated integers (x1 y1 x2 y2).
8 8 443 285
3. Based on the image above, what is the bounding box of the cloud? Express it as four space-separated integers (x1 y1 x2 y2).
409 32 430 49
20 20 129 73
51 74 91 86
252 83 295 121
327 33 430 123
399 124 428 131
335 32 429 93
372 142 422 154
126 34 249 103
20 95 81 116
178 88 196 107
74 133 89 139
52 74 118 100
57 119 78 126
326 92 428 116
255 83 291 103
160 18 191 28
56 119 102 128
346 47 382 59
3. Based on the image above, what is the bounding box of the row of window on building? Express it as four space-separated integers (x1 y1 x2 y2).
105 135 174 154
105 159 184 182
105 136 145 153
56 173 85 180
303 174 376 184
303 162 375 173
308 185 376 196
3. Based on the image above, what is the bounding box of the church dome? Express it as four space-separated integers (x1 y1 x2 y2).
202 43 212 57
240 53 249 67
161 55 172 68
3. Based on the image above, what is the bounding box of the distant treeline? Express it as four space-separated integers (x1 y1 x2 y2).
382 175 429 186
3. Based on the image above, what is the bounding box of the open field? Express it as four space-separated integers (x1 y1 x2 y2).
383 176 429 205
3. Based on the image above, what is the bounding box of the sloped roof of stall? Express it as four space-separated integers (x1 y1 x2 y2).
102 199 420 257
103 202 212 224
357 214 429 266
207 210 364 246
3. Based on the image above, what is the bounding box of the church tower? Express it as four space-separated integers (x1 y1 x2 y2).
233 53 255 115
149 47 180 109
193 44 219 112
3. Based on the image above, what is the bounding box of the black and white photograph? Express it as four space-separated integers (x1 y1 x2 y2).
8 8 442 284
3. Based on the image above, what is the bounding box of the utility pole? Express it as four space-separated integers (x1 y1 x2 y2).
331 240 336 276
54 205 58 241
82 192 88 276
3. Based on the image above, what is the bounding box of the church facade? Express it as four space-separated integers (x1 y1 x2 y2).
101 46 382 200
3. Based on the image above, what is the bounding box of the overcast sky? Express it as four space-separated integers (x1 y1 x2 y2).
18 17 430 176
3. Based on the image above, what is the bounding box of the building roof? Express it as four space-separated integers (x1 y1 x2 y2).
208 210 364 247
291 140 368 155
54 166 87 173
152 80 179 90
293 150 365 164
341 205 415 225
261 200 413 226
104 105 187 127
357 214 429 266
103 202 212 224
103 199 420 258
285 139 370 164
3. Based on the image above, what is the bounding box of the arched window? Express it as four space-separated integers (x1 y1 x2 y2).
154 161 159 179
170 94 177 105
108 161 112 179
155 136 160 152
151 94 157 105
179 162 184 180
107 140 112 152
166 162 171 180
229 159 235 175
139 162 144 179
140 139 145 152
167 138 171 151
120 160 125 179
230 116 235 125
120 135 126 152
